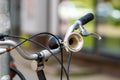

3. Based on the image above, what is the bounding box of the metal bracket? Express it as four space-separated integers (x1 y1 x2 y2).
31 53 44 71
35 54 46 80
36 60 44 71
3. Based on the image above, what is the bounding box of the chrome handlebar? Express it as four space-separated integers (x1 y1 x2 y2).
0 40 60 60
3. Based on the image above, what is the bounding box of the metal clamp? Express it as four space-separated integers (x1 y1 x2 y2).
31 54 44 71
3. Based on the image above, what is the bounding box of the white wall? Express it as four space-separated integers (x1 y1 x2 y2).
21 0 48 34
21 0 60 35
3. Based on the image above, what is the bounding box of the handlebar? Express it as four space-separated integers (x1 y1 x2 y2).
64 13 94 37
66 13 94 32
0 40 60 60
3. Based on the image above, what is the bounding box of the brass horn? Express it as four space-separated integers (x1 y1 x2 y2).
64 32 83 52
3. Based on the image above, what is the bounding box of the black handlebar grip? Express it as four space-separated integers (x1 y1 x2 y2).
78 13 94 25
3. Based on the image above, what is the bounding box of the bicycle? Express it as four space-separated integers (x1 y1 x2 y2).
0 13 101 80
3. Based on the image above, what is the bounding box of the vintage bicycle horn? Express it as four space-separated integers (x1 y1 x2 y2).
63 13 94 52
64 32 84 52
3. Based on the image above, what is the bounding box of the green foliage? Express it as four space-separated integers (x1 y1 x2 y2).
83 36 94 50
20 33 30 48
111 0 120 10
107 16 120 26
70 0 94 8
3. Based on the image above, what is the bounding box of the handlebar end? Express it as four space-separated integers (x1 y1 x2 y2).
78 13 94 25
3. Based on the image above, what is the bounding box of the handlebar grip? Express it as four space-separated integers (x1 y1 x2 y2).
78 13 94 25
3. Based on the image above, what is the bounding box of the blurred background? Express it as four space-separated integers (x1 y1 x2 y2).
1 0 120 80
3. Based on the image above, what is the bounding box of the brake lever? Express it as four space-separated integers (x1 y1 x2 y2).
79 25 102 40
84 33 102 40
